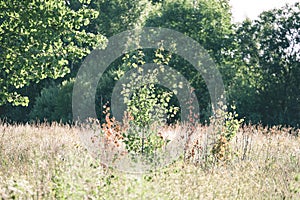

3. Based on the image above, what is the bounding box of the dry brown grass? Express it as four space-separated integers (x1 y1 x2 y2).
0 122 299 199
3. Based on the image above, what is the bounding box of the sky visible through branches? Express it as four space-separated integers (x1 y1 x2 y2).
230 0 299 22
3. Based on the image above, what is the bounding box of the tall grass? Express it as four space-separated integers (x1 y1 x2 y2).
0 122 299 199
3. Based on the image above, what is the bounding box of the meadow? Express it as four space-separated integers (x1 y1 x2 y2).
0 122 299 199
1 1 299 199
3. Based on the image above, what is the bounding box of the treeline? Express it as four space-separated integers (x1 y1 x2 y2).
0 0 299 127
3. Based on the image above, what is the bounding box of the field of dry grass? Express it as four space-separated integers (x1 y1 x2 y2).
0 122 299 199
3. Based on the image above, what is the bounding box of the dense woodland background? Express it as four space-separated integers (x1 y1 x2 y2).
0 0 299 127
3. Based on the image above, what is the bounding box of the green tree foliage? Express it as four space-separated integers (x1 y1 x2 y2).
119 49 177 158
89 0 155 120
2 0 298 128
145 0 233 121
0 0 106 106
120 49 177 127
146 0 232 61
29 79 74 123
230 2 300 126
87 0 152 37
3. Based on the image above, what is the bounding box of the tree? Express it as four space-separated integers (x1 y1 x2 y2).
230 2 300 126
0 0 106 106
146 0 232 61
87 0 154 119
145 0 233 121
85 0 152 37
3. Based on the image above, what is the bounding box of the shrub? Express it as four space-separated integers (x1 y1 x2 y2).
29 79 74 123
119 49 178 160
187 105 244 166
211 105 244 163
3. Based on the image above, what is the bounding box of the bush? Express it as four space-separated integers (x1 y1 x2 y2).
29 79 74 123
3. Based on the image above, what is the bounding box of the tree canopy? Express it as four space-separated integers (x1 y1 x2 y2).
230 2 300 126
0 0 299 127
0 0 106 106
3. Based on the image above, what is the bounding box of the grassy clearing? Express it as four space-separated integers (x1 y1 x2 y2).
0 123 299 199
